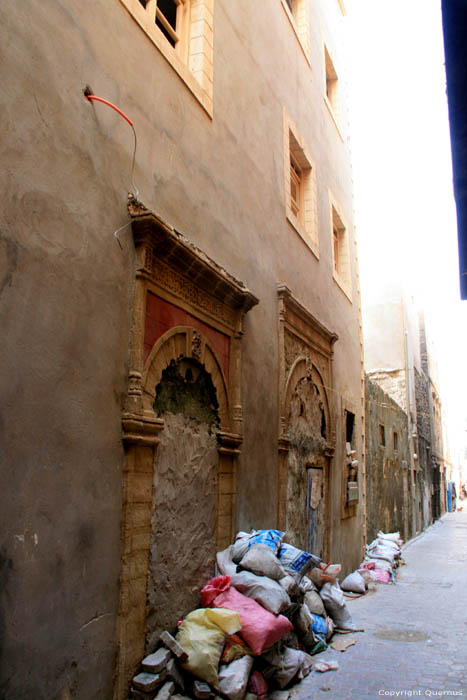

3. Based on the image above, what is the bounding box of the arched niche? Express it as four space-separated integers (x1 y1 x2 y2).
277 285 337 558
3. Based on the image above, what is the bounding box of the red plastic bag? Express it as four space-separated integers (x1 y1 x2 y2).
210 583 293 655
202 575 232 607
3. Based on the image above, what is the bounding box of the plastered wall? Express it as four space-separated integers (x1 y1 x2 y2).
0 1 364 696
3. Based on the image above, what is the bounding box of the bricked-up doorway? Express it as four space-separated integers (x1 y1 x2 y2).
114 198 258 699
277 285 337 562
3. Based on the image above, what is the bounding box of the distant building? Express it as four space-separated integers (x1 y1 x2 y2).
363 286 448 540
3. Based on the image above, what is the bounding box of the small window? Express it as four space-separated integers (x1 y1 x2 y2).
284 111 319 255
324 44 340 128
281 0 311 63
346 410 355 444
379 424 386 447
330 199 351 298
393 431 398 451
290 154 302 218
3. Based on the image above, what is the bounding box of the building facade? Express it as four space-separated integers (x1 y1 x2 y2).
363 286 447 541
0 1 364 698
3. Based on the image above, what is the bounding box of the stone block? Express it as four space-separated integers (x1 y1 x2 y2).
142 648 171 674
159 630 189 662
133 672 165 693
130 688 156 700
166 658 185 691
154 681 175 700
193 681 211 699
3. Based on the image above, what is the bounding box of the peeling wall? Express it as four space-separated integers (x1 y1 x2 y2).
365 376 411 542
287 377 328 556
147 362 219 649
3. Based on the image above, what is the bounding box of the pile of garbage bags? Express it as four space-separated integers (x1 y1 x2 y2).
339 530 404 594
128 529 361 699
129 528 405 699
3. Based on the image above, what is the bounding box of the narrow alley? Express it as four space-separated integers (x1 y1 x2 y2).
296 512 467 699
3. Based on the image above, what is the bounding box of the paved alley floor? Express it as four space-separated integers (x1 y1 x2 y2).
295 511 467 700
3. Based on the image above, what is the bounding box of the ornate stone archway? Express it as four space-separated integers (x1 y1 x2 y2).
114 197 258 699
277 285 338 558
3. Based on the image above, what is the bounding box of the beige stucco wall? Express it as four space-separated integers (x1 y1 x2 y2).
0 1 363 697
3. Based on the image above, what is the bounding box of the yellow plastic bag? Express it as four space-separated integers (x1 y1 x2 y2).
176 608 241 688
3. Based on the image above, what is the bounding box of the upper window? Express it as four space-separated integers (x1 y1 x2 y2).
283 110 319 256
323 44 341 135
329 194 352 300
379 424 386 447
120 0 214 116
281 0 311 64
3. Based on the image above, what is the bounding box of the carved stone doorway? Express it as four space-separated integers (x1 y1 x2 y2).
114 199 258 699
277 286 337 561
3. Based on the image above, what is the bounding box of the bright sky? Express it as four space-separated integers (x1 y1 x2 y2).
345 0 467 469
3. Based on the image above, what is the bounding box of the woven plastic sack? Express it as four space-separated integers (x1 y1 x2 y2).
303 589 326 617
378 530 402 545
374 568 391 583
176 608 241 688
262 647 313 688
247 529 284 553
309 563 341 588
340 571 366 594
216 546 238 577
278 543 320 580
231 570 291 615
232 530 284 563
320 582 355 631
211 583 293 655
362 556 393 574
218 655 254 700
239 544 285 581
293 604 315 647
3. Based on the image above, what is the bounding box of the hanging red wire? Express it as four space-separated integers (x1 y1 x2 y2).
85 94 134 127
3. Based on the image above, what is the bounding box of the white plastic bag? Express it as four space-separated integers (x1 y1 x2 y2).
218 655 254 700
231 570 291 615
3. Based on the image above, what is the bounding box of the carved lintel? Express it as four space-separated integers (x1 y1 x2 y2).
122 411 164 446
217 430 242 455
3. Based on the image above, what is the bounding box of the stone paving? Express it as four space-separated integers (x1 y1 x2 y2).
294 511 467 700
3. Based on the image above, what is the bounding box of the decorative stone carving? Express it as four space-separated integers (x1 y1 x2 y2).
191 330 202 360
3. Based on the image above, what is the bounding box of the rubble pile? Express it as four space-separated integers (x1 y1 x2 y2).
128 529 368 700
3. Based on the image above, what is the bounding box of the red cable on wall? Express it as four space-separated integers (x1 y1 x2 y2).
85 94 134 127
